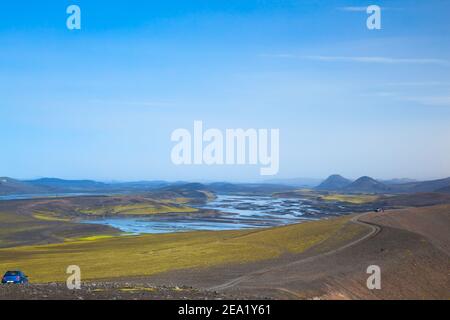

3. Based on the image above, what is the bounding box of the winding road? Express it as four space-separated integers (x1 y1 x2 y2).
209 211 381 292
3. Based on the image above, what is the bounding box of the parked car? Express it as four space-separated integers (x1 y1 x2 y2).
1 271 29 284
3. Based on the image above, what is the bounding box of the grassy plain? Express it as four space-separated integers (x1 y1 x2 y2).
0 215 356 283
273 189 380 204
319 194 379 204
77 203 198 216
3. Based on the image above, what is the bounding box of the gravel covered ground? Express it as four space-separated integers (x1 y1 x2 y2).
0 281 236 300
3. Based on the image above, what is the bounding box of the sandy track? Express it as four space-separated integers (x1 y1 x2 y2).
144 205 449 299
209 212 380 292
218 207 449 299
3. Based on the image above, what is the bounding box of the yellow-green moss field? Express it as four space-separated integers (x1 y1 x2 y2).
0 215 367 283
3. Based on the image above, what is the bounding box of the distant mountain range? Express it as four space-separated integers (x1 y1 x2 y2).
381 178 418 185
0 177 46 195
24 178 108 191
316 174 352 190
0 177 294 196
264 177 322 187
343 176 390 193
1 175 449 196
315 174 450 194
0 177 171 196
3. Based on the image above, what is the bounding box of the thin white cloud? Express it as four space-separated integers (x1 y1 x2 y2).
372 92 397 97
386 82 450 86
259 53 295 59
262 54 449 66
338 6 401 12
88 99 174 108
303 56 449 65
338 6 368 12
367 92 450 107
401 96 450 107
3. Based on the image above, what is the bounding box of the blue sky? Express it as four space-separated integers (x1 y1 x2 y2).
1 0 450 181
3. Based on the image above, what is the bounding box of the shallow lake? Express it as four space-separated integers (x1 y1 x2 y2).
82 195 328 234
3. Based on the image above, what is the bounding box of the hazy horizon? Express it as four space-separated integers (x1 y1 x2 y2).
1 174 448 185
1 1 450 182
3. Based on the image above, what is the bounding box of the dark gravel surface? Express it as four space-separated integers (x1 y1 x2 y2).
0 281 236 300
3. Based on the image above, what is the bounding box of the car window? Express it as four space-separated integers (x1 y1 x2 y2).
5 271 19 276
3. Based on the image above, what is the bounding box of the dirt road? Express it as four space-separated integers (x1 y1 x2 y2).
1 205 448 300
145 205 450 299
208 212 381 292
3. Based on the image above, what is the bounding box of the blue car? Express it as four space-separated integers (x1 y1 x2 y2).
1 271 29 284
